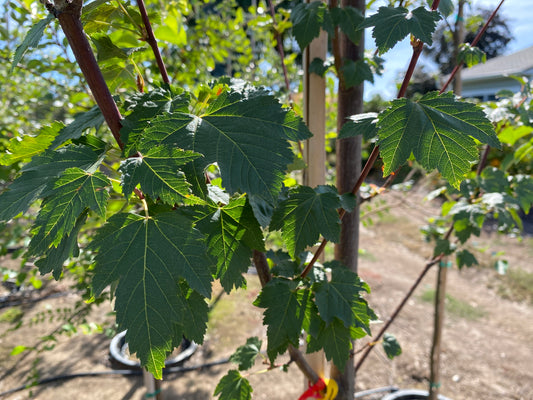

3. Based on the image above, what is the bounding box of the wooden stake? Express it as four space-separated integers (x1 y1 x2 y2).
302 0 328 382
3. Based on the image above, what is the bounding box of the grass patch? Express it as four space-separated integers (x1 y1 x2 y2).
497 267 533 304
420 289 486 321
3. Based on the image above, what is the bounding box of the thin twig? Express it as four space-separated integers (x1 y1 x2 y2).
476 145 491 176
353 225 453 373
267 0 291 96
136 0 170 85
440 0 505 94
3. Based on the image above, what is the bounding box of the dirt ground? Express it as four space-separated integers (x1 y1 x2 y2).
0 187 532 400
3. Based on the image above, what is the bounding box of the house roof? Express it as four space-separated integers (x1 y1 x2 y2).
461 45 533 81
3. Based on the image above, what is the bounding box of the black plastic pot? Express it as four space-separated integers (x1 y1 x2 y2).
109 330 198 369
381 389 452 400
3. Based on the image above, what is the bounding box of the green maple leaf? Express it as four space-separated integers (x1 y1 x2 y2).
513 175 533 213
91 33 144 62
291 2 328 50
10 13 54 74
341 59 374 88
49 105 105 150
120 88 190 155
35 212 88 280
0 144 106 222
28 168 110 255
140 83 311 208
119 145 202 204
176 282 209 344
306 317 353 370
456 249 478 269
193 195 264 292
433 238 455 257
229 337 262 371
449 202 484 243
0 122 62 166
377 91 500 188
362 6 441 54
214 370 252 400
90 212 213 378
338 113 379 140
382 333 402 359
313 261 372 331
330 6 364 45
269 185 342 258
480 167 509 193
458 43 486 68
253 279 308 362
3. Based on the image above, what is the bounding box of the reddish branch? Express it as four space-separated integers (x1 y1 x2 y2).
266 0 291 97
137 0 170 85
52 0 124 149
440 0 505 94
354 226 453 373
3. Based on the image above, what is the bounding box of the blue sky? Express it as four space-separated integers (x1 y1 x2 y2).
365 0 533 100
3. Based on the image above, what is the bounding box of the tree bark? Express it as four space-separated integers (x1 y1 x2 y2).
52 0 124 148
331 1 365 399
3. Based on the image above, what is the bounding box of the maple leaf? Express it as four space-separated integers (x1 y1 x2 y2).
119 145 202 205
291 2 328 50
377 91 500 188
120 88 190 155
214 370 252 400
306 317 353 370
313 262 372 331
0 144 106 222
90 212 213 378
229 337 262 371
362 6 441 54
140 83 311 208
338 113 378 140
456 249 478 269
253 279 309 362
270 185 343 258
341 59 374 88
49 105 105 149
330 6 364 45
0 122 62 165
35 212 88 280
382 333 402 359
28 168 110 255
193 195 264 292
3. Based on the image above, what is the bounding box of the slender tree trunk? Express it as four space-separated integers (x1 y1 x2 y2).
452 0 466 95
428 261 448 400
331 1 365 398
